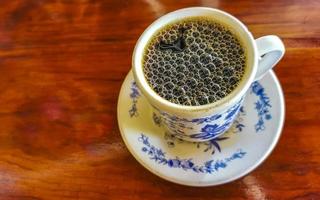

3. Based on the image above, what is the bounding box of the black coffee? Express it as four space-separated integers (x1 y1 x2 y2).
143 17 246 106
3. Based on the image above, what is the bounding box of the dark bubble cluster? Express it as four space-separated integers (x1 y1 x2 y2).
143 18 246 106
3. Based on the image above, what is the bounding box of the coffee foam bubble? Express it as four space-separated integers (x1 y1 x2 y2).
143 18 246 106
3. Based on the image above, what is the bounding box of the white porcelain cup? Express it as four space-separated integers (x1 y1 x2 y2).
132 7 285 142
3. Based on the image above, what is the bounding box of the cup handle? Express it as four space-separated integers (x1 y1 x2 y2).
254 35 285 80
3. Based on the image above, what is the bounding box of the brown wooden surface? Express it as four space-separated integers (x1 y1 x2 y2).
0 0 319 199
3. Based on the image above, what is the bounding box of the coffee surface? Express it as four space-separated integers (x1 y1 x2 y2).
143 17 246 106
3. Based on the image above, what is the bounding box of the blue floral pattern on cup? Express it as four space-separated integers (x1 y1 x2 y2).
164 132 229 155
153 99 243 141
162 107 245 155
129 82 140 117
232 106 246 132
189 123 232 140
130 80 272 140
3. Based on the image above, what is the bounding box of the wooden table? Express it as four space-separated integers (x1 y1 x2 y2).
0 0 319 199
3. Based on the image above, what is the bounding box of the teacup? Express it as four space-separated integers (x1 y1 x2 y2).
132 7 285 142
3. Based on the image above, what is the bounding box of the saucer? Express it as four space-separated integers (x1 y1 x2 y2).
117 70 284 186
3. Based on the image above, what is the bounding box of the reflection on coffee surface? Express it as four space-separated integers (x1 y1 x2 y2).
143 17 246 106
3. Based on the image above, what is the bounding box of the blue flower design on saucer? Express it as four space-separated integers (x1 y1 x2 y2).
139 134 246 174
251 81 272 132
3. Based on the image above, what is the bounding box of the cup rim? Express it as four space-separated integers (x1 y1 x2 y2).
132 7 258 113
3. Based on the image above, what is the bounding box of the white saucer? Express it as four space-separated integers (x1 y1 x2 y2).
117 70 284 186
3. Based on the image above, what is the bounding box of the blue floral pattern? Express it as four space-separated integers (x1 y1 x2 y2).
139 134 246 174
251 82 272 132
153 110 194 139
129 81 140 117
154 107 222 135
191 114 222 124
154 99 243 141
164 132 229 155
189 101 242 140
155 101 242 125
130 80 271 138
190 122 232 140
163 106 246 154
225 102 242 120
232 106 246 132
125 78 275 175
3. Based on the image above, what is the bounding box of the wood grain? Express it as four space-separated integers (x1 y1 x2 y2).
0 0 319 199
